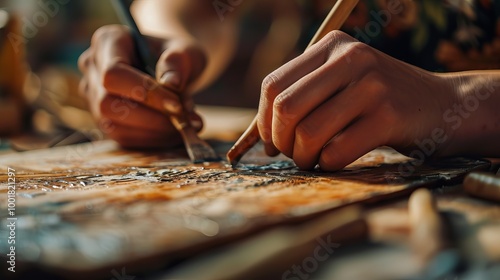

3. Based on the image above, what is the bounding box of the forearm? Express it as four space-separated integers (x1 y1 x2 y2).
132 0 239 92
440 71 500 157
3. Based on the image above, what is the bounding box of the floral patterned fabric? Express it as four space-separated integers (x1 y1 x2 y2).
339 0 500 71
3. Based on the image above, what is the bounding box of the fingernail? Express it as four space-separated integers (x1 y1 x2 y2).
163 101 182 114
160 71 181 90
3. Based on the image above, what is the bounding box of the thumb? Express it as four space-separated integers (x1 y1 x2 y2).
156 40 207 93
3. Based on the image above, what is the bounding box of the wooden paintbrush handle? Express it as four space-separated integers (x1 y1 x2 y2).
226 118 260 166
308 0 359 48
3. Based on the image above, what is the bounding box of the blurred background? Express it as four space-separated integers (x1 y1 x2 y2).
0 0 116 72
0 0 118 151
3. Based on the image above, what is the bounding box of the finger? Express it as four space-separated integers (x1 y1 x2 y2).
270 44 367 157
91 25 182 115
156 40 207 93
101 62 182 114
257 36 333 144
100 95 204 132
318 117 386 171
257 31 358 146
99 95 174 132
292 82 372 170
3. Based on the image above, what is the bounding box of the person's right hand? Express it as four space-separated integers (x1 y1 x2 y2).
78 25 207 149
256 31 459 171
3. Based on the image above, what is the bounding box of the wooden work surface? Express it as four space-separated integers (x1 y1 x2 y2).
0 140 492 278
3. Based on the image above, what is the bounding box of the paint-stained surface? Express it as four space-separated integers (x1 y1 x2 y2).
0 140 489 275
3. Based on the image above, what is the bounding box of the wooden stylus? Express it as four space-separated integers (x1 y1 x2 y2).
226 0 359 167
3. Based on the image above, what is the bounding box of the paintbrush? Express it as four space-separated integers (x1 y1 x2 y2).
112 0 218 163
226 0 359 167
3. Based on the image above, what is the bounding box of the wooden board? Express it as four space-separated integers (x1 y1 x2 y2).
0 140 490 277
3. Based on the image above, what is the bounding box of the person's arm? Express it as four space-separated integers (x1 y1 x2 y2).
437 71 500 157
255 31 500 171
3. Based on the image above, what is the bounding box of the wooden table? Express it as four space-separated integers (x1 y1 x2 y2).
1 137 499 279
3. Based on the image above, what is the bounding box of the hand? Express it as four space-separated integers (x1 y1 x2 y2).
257 31 456 171
78 25 207 149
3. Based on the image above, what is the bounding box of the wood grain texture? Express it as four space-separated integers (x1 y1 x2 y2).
0 140 489 277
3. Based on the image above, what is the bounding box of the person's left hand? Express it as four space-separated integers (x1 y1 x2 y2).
78 25 207 149
257 31 456 171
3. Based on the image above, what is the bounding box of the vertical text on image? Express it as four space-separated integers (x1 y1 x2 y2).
7 167 17 273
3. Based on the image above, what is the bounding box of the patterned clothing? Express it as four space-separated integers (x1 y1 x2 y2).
339 0 500 71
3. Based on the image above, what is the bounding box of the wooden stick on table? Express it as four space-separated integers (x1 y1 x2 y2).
226 0 360 167
408 188 448 263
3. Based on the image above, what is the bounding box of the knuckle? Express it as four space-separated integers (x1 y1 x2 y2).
78 50 92 72
357 44 378 64
273 94 289 116
324 30 349 43
343 42 375 64
346 41 367 54
273 95 294 128
261 72 280 100
322 31 358 55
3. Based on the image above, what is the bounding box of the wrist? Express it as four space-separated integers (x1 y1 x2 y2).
437 71 500 157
